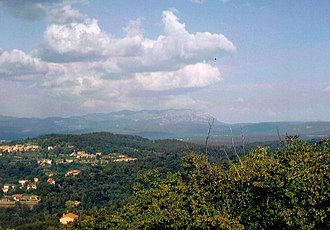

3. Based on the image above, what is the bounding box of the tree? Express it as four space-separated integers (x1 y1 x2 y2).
73 139 330 229
220 138 330 229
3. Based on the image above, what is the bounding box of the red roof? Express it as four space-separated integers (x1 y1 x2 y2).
63 213 79 219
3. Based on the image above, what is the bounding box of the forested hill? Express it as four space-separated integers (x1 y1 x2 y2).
1 132 329 229
0 132 205 229
26 132 202 155
62 137 330 229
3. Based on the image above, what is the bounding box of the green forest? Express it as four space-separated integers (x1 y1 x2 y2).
0 133 329 229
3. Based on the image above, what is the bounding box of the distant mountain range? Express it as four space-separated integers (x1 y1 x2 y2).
1 109 330 141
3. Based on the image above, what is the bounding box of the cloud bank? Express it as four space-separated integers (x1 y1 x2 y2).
0 1 235 117
0 49 48 79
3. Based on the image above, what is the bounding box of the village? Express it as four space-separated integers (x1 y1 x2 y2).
0 142 138 224
0 143 137 163
0 177 41 209
0 144 41 153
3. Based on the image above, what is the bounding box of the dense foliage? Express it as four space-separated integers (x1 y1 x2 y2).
69 138 330 229
0 132 202 229
1 132 328 229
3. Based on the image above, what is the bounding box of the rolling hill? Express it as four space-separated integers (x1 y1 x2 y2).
1 109 330 141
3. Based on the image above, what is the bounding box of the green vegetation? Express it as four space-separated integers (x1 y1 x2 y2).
0 132 329 229
0 132 201 229
67 137 330 229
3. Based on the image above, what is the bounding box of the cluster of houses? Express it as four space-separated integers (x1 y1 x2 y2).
0 143 139 227
1 178 39 194
39 150 138 165
101 153 137 162
45 169 81 186
67 150 137 162
0 144 138 164
70 150 101 159
39 158 75 165
113 156 137 162
0 179 41 204
0 194 41 210
0 194 41 202
1 168 83 194
37 150 131 165
0 144 40 153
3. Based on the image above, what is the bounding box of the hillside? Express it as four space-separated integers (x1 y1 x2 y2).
1 132 329 229
0 132 203 229
62 138 330 229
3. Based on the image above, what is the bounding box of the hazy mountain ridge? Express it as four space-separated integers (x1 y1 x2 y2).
0 110 330 141
0 110 217 140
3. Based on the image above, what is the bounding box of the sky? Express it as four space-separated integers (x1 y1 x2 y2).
0 0 329 123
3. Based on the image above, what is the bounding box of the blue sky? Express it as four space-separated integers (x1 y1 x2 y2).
0 0 329 123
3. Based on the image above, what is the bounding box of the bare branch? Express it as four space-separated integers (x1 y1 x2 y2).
223 146 241 178
230 127 243 166
205 118 215 155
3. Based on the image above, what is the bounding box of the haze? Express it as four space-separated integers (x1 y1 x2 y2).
0 0 329 123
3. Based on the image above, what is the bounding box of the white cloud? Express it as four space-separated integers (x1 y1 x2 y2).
135 62 221 91
0 49 48 79
1 6 236 117
38 10 235 69
48 4 88 24
123 17 145 37
32 8 235 100
139 10 235 67
41 62 106 97
38 18 111 62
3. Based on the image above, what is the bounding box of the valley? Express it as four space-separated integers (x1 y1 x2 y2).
1 109 330 142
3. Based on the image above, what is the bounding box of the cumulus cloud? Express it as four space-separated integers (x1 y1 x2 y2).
0 49 48 79
1 5 236 116
40 62 107 97
31 8 235 103
123 17 145 37
38 10 235 68
135 10 235 69
48 4 88 24
38 18 111 62
135 63 221 91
